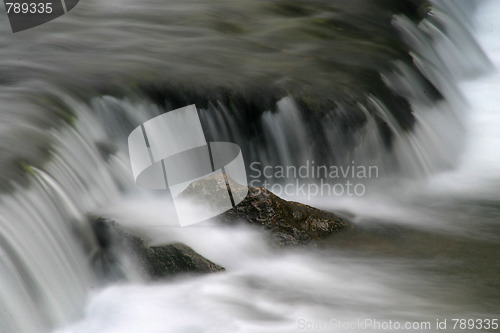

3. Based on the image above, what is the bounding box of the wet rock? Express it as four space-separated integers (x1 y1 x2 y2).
91 218 224 281
178 175 349 246
144 243 225 277
222 186 349 246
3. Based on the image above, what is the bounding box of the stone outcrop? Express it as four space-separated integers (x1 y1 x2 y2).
91 218 224 281
221 186 349 246
178 174 350 246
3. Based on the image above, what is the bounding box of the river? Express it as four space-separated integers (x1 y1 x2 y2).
1 1 499 332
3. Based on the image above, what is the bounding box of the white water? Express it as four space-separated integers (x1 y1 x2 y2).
0 1 497 332
52 2 500 333
0 96 121 333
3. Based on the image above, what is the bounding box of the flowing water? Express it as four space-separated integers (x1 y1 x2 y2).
1 1 499 333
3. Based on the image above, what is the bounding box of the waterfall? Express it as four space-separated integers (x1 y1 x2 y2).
0 1 497 332
0 90 120 333
86 0 490 184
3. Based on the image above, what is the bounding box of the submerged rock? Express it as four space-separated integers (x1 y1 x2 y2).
91 218 224 281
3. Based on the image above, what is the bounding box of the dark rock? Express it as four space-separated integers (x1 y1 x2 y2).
221 186 349 246
144 243 224 277
178 174 349 246
91 218 224 281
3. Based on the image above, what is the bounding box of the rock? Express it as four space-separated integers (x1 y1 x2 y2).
144 243 225 277
221 186 349 246
178 175 349 246
91 218 224 281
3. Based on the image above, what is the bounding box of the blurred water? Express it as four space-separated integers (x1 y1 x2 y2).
0 101 120 333
0 1 499 333
55 2 500 333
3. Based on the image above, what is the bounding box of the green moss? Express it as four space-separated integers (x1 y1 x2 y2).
36 96 77 126
19 162 36 176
